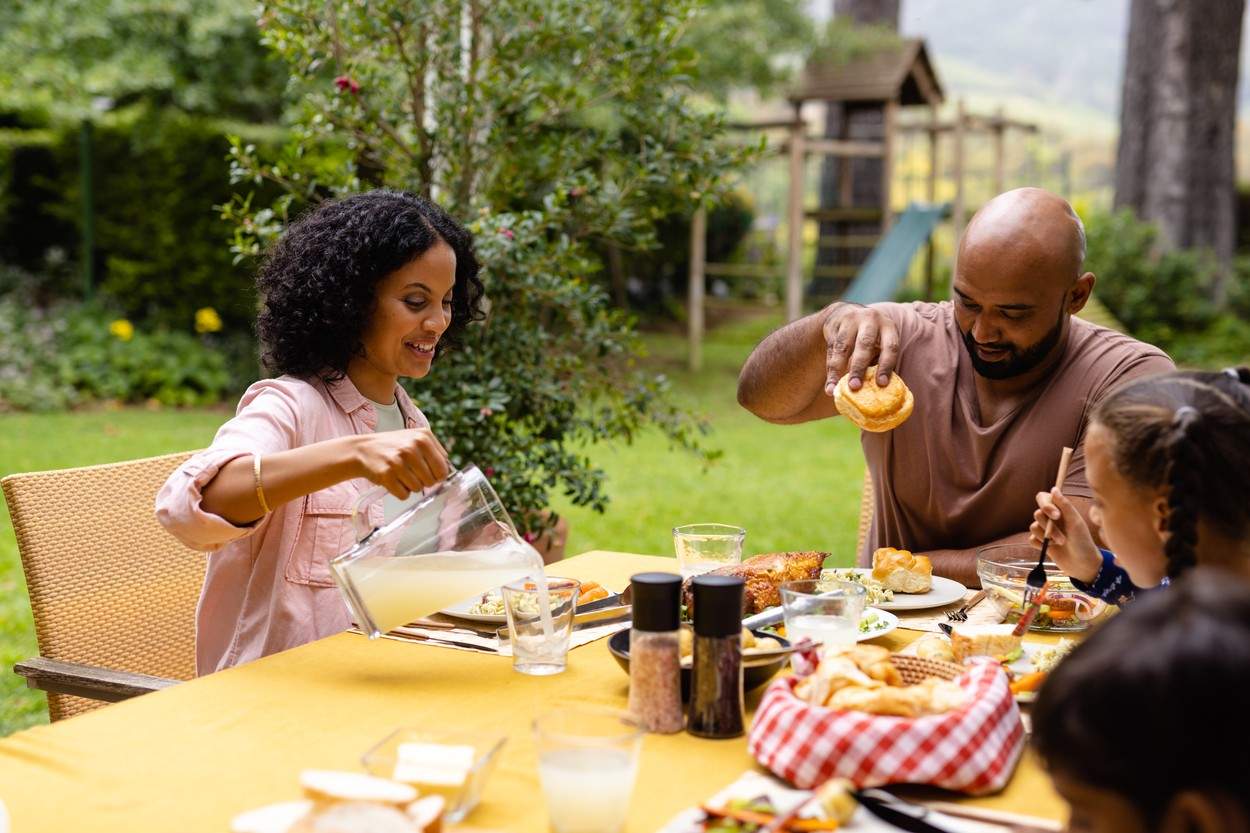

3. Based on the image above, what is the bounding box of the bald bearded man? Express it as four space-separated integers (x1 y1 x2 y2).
737 188 1174 586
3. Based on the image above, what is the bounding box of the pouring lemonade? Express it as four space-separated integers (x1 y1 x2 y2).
331 466 548 638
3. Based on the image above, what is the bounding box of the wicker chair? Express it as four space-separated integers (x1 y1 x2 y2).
2 450 205 721
854 468 873 562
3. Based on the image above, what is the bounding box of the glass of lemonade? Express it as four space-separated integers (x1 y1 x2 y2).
534 707 642 833
780 579 867 649
502 577 580 676
672 523 746 578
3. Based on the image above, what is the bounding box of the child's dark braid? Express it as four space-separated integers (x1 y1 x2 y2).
1162 406 1202 578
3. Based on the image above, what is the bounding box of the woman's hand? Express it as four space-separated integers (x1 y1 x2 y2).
351 428 451 499
1030 488 1101 584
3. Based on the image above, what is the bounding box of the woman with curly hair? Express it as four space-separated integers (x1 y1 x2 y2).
157 190 484 673
1027 367 1250 604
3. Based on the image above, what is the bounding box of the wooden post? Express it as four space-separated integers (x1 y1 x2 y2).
952 99 967 272
992 105 1006 196
687 207 706 372
785 117 806 323
924 104 938 300
880 99 898 232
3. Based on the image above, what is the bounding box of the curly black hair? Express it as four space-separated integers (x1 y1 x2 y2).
256 189 485 380
1033 569 1250 823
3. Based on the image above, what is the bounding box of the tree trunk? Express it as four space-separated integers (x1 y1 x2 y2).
1114 0 1244 302
833 0 899 25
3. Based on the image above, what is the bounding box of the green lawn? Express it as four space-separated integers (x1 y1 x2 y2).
0 307 864 736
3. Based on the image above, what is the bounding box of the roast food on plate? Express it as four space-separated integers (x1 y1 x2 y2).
949 623 1023 664
231 771 445 833
833 365 914 432
794 644 967 718
870 547 932 594
681 551 826 616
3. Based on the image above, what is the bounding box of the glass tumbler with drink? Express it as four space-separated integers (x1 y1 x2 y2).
534 707 643 833
502 577 580 676
780 579 867 649
672 523 745 578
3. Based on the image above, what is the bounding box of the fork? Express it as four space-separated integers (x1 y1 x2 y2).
1015 446 1074 635
945 589 987 622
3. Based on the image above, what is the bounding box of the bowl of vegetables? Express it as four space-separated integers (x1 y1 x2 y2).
976 544 1105 632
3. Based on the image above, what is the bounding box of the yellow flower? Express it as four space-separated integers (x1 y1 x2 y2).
109 319 134 342
195 307 223 334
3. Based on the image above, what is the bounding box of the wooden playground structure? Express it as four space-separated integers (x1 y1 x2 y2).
686 38 1047 371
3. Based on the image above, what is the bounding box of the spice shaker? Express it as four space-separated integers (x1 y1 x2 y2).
627 572 684 733
687 574 745 739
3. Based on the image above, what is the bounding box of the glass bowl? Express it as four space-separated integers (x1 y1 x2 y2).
976 543 1105 633
361 728 505 823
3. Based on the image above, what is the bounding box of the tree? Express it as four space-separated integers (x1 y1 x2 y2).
1113 0 1245 302
223 0 748 535
0 0 285 122
683 0 814 101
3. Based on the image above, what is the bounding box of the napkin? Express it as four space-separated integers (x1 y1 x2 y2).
893 591 1005 634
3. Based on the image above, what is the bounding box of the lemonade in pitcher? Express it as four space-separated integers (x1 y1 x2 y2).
331 466 546 637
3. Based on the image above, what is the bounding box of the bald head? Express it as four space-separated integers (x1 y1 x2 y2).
959 187 1086 286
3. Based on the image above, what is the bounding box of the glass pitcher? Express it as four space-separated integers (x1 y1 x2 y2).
331 465 546 638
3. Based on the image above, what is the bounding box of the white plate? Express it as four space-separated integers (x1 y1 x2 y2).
857 607 899 641
439 595 508 624
826 568 968 611
1006 639 1080 703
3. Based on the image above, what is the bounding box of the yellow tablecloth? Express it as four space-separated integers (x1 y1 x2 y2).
0 551 1066 831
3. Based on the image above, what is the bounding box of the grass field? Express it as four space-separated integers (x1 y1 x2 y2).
0 307 864 736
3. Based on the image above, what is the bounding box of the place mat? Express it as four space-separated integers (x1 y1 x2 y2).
657 770 1047 833
360 619 631 656
894 591 1005 634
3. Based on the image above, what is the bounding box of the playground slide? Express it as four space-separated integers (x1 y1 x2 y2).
841 202 950 305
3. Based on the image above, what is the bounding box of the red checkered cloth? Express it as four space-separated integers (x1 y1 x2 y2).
748 658 1025 794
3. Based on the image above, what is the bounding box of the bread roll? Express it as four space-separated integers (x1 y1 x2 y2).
300 771 417 807
871 547 932 594
231 802 313 833
949 623 1022 662
912 634 956 663
833 366 914 432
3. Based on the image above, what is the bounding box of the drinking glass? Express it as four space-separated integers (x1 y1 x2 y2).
502 577 580 675
672 523 746 578
780 579 867 649
534 707 643 833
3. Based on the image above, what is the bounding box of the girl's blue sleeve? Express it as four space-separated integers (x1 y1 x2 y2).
1070 549 1142 606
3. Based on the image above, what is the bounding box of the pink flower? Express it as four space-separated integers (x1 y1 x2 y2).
334 75 361 94
523 531 537 543
500 228 514 240
479 406 494 417
484 466 496 477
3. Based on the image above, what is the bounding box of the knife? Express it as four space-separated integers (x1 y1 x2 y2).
851 790 958 833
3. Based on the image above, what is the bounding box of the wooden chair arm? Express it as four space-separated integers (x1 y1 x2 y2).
14 657 179 703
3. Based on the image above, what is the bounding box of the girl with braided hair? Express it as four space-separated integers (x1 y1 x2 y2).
1028 367 1250 604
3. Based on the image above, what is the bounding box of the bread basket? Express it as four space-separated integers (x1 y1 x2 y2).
748 652 1025 794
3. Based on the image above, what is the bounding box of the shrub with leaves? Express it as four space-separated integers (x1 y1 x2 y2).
222 0 749 534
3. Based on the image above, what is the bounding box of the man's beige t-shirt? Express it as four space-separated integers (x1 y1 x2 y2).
857 301 1174 563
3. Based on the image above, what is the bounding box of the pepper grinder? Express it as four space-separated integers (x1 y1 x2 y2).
686 574 745 739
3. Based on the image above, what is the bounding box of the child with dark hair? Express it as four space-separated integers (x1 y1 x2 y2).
1028 367 1250 603
1032 569 1250 832
157 190 486 673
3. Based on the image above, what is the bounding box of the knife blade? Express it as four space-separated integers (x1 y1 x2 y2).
851 790 958 833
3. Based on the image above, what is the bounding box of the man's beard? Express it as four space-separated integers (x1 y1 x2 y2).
961 312 1065 380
